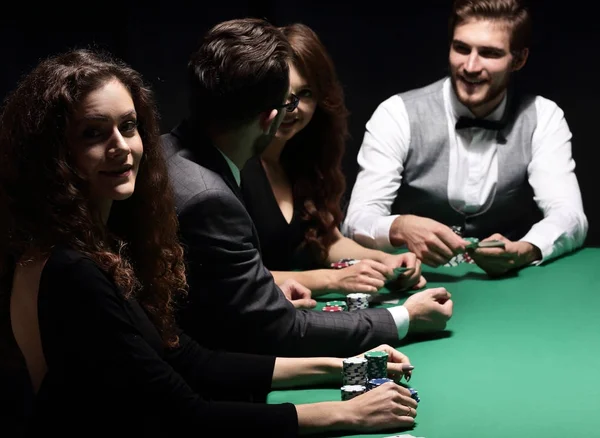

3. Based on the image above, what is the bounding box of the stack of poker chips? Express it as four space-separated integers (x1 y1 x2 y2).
322 300 345 312
346 293 370 311
444 224 475 266
342 357 368 386
366 377 394 390
322 305 343 312
340 384 366 400
340 357 367 401
365 380 421 403
365 350 388 379
330 258 360 269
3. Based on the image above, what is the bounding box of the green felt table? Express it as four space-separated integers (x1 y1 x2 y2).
267 248 600 438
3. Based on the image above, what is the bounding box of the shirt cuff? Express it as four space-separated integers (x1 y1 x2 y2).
519 229 555 265
386 305 410 340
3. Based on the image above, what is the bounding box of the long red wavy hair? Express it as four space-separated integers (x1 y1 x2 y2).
0 49 187 365
279 24 349 263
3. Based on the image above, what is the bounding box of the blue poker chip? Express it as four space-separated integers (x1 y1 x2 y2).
366 377 394 390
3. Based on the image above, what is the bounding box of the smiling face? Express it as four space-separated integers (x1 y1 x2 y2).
274 63 318 141
449 18 527 117
67 79 143 215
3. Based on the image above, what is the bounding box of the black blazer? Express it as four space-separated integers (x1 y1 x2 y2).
161 121 400 357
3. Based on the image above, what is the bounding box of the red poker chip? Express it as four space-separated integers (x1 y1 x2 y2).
322 305 343 312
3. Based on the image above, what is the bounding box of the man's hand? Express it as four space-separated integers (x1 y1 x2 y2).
279 279 317 309
403 287 453 333
469 233 542 277
390 215 468 267
379 252 427 291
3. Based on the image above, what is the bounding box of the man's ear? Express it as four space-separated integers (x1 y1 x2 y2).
259 109 279 134
511 48 529 71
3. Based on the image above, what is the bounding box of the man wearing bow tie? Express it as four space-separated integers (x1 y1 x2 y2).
342 0 588 276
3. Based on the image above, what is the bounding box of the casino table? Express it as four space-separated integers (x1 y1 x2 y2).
267 248 600 438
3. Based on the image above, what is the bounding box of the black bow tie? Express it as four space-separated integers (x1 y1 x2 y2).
455 116 505 131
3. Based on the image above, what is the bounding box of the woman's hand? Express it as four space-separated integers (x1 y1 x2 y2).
332 260 391 294
344 382 418 431
355 344 414 382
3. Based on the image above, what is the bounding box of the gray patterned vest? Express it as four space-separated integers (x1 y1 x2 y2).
391 78 542 240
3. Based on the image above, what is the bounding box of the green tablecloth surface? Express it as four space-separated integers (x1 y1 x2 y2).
267 248 600 438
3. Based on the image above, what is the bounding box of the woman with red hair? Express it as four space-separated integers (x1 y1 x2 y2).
242 24 427 296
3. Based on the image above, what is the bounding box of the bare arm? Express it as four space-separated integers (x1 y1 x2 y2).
271 228 425 295
271 357 342 389
271 269 340 296
327 228 389 264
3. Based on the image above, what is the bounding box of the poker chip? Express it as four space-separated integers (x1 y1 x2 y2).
346 293 370 311
330 258 360 269
340 384 366 401
408 386 420 402
366 377 394 391
342 357 368 386
444 252 475 267
322 305 343 312
365 350 388 380
444 254 462 267
325 300 348 311
450 225 464 236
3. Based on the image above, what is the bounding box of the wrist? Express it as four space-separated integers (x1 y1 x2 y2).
389 215 409 247
296 401 351 432
336 400 360 429
520 242 542 265
325 269 342 291
372 251 392 265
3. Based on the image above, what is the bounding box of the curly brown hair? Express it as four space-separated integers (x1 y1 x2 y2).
0 49 187 353
278 24 349 264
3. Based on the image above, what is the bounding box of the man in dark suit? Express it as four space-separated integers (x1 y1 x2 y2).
162 18 454 357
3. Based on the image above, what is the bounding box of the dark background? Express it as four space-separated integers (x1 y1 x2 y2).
2 1 598 245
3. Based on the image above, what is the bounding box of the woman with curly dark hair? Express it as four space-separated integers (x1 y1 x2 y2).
0 48 419 435
242 24 427 296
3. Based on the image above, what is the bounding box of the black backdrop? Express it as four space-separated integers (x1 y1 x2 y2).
3 1 598 245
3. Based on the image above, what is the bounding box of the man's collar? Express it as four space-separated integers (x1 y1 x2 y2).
216 148 241 186
170 119 242 191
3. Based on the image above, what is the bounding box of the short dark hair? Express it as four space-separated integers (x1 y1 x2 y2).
187 18 292 130
449 0 532 54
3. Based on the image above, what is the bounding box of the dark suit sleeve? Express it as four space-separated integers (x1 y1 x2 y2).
38 254 298 435
177 189 401 357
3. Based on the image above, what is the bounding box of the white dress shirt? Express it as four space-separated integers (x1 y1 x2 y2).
343 78 588 263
